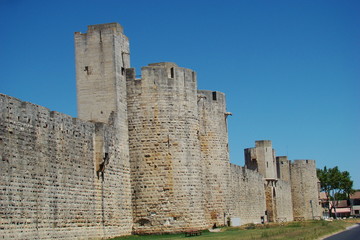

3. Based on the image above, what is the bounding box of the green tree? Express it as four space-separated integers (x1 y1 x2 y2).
317 166 354 218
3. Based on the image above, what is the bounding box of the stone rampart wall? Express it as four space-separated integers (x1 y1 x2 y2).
228 164 266 225
0 94 132 239
274 179 293 222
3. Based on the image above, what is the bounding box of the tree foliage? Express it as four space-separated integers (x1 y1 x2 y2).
317 166 354 218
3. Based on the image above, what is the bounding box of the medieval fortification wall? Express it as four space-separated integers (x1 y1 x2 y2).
0 94 132 239
228 164 266 225
0 22 322 239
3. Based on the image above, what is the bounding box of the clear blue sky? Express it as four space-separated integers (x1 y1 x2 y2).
1 0 359 189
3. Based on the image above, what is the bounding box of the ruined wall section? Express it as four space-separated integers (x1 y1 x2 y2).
126 63 206 234
228 164 266 225
0 94 132 239
197 90 230 227
290 160 321 220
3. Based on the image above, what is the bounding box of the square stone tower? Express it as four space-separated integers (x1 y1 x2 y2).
244 140 277 179
74 23 131 177
75 23 130 123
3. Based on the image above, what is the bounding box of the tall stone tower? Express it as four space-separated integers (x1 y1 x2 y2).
75 23 131 172
290 160 321 220
74 23 133 234
197 90 231 227
276 156 290 182
245 140 277 179
75 23 130 124
126 63 206 234
245 140 277 222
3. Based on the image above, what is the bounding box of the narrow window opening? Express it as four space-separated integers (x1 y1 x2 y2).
84 66 90 75
121 67 125 75
212 91 217 100
267 162 269 168
170 67 174 78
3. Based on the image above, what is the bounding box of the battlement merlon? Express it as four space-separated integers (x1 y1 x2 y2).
75 22 124 35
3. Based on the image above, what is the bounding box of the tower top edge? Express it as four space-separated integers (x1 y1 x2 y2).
255 140 272 147
75 23 124 35
89 22 123 32
147 62 178 68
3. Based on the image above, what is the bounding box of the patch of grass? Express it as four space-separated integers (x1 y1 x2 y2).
110 219 359 240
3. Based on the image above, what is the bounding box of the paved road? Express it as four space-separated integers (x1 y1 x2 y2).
324 223 360 240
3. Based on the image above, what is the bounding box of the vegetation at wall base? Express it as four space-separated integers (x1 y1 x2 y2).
110 219 359 240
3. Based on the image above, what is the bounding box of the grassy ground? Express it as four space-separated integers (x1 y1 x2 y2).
110 219 359 240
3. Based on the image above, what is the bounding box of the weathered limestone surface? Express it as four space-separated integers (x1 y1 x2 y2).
75 22 130 124
75 23 131 201
0 22 323 239
198 90 230 227
274 179 294 221
290 160 322 220
0 94 132 239
276 156 291 182
228 164 266 225
126 63 206 234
